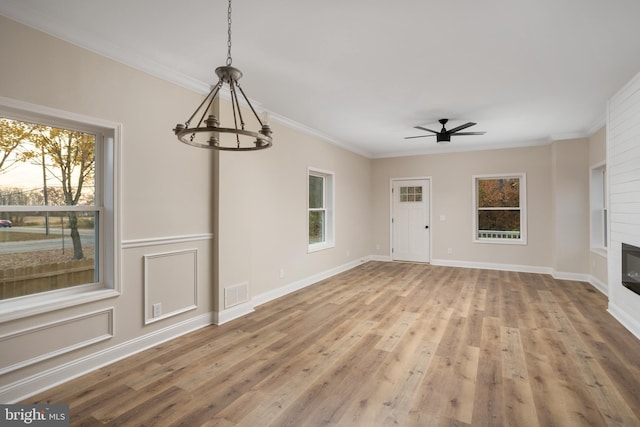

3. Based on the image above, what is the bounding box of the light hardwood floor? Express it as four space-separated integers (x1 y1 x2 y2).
28 262 640 426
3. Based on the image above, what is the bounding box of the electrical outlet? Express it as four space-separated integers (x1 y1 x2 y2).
447 248 453 254
152 303 162 317
279 268 285 279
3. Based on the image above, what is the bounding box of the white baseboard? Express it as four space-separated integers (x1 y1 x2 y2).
588 276 608 296
0 312 215 403
214 301 255 325
369 255 392 262
551 270 591 282
251 257 371 310
608 302 640 341
430 258 552 274
214 257 372 325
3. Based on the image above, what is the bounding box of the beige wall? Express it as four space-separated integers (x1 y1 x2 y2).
372 146 554 269
0 16 373 400
0 15 217 395
550 138 590 275
216 116 372 305
372 140 595 276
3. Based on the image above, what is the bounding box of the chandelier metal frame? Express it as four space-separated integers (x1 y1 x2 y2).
173 0 272 150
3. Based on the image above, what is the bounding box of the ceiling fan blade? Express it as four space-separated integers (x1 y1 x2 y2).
404 134 435 139
453 131 486 136
446 122 476 134
414 126 439 134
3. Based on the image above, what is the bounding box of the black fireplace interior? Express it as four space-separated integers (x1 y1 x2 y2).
622 243 640 296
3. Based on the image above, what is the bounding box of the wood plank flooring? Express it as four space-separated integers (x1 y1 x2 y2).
27 262 640 426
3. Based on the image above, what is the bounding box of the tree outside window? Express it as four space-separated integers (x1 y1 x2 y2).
308 174 325 244
0 116 98 299
473 173 527 244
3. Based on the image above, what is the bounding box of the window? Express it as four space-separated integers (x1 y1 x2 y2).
0 98 120 320
308 168 334 252
399 186 423 202
590 163 607 252
473 173 527 244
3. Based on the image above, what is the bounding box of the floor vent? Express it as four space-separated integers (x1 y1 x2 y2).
224 282 249 309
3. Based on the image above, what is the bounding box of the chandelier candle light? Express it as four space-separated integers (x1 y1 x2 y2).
173 0 272 150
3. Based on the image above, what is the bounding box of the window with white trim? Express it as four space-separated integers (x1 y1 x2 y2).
473 173 527 244
0 99 119 319
590 163 607 252
308 168 334 252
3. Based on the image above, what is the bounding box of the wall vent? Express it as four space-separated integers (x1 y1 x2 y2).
224 282 249 309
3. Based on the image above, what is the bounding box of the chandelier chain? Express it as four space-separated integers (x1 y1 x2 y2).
226 0 232 66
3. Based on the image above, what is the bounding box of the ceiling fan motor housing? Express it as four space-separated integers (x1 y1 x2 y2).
437 134 450 143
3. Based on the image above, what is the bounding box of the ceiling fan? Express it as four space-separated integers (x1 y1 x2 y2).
405 119 486 144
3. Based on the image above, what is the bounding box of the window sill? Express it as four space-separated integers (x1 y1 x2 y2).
0 287 120 323
591 247 608 258
473 238 527 246
308 242 335 253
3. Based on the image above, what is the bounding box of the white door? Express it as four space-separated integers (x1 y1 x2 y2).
392 179 430 262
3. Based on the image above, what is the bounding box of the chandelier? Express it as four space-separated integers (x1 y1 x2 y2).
173 0 272 150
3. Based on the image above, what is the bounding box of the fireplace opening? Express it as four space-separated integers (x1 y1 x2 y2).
622 243 640 296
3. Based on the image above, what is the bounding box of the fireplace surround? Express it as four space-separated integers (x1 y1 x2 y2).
622 243 640 296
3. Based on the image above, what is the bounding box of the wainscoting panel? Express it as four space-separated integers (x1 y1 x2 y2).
144 249 198 324
0 308 113 375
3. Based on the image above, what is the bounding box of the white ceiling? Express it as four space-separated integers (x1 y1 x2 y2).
2 0 640 158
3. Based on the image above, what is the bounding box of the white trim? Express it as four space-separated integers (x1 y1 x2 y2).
431 258 552 274
586 115 606 137
0 96 120 130
472 173 527 245
547 118 603 141
608 302 640 341
143 249 198 325
307 167 335 252
589 275 608 296
0 311 215 404
550 131 594 141
0 287 119 324
0 308 113 375
269 111 372 158
551 270 592 282
589 162 607 252
252 258 370 311
0 206 102 213
370 254 393 262
376 138 551 160
432 258 606 295
591 247 608 258
215 301 255 325
0 96 122 322
215 258 371 325
122 233 214 249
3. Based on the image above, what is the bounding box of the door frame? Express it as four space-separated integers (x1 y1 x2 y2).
389 176 433 262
